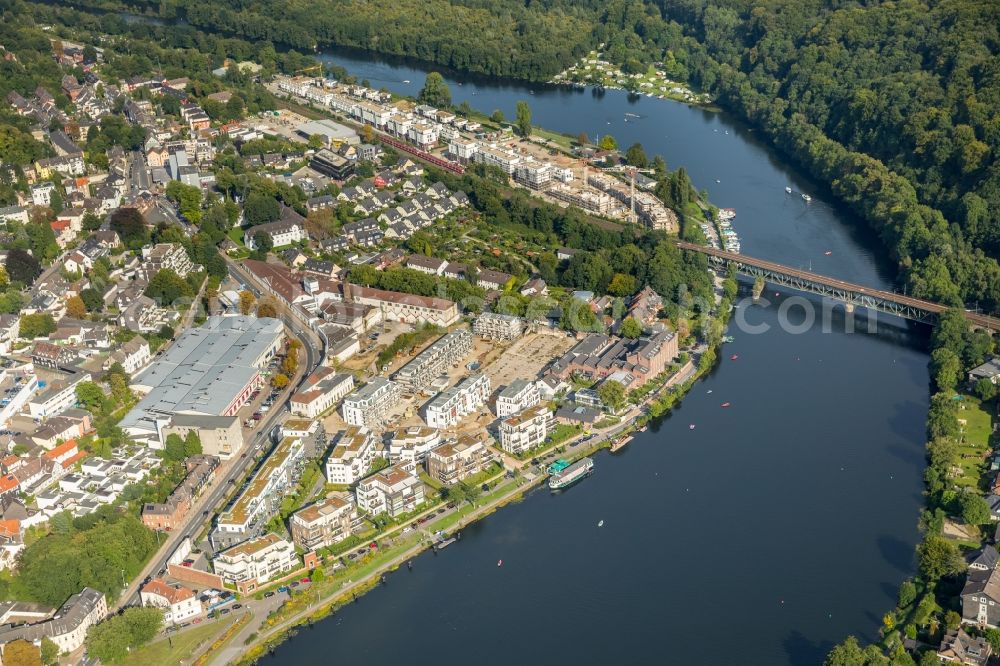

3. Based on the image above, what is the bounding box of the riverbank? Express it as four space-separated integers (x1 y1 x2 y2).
213 274 736 666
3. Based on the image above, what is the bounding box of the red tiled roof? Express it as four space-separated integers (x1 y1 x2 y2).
0 475 20 494
141 578 194 604
43 438 78 460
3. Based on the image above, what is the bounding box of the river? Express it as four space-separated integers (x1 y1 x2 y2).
263 49 931 665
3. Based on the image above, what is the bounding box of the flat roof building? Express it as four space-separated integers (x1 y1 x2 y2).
289 493 358 552
121 316 284 448
393 329 472 393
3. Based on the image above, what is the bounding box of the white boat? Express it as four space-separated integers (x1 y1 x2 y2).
402 80 411 84
802 193 812 202
785 186 792 194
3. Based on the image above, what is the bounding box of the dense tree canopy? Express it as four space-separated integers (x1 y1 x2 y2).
9 511 157 606
85 607 163 663
418 72 452 108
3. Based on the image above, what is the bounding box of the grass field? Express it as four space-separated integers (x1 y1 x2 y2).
954 395 994 490
122 616 238 666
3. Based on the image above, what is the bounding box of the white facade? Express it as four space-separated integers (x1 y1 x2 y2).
355 466 425 518
423 374 491 429
31 182 56 206
499 404 554 455
325 426 381 485
290 369 355 418
473 312 523 342
341 378 401 429
495 379 540 418
140 579 202 623
213 534 298 585
386 426 442 466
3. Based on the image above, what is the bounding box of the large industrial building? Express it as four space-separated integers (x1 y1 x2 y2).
120 316 284 448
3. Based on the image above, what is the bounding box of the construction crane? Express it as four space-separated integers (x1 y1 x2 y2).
603 165 656 225
295 64 324 77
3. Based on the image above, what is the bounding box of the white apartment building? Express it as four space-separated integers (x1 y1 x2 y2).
213 534 298 587
407 122 439 148
474 143 521 174
324 426 381 485
213 436 304 548
355 465 425 518
0 588 107 656
341 377 401 429
289 494 358 552
515 161 553 189
144 243 196 278
423 374 491 429
139 579 202 623
473 312 523 342
243 218 308 250
448 137 478 161
28 372 92 419
499 403 555 455
290 368 355 418
393 329 473 392
495 379 540 418
426 435 495 485
31 181 55 206
386 426 442 466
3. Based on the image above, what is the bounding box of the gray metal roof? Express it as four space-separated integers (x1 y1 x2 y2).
120 316 282 437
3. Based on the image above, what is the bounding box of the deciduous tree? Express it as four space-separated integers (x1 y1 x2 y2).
515 100 532 137
239 290 256 315
65 295 87 319
2 640 41 666
418 72 451 108
620 317 642 339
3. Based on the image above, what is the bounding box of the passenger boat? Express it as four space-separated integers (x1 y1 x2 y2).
549 457 594 490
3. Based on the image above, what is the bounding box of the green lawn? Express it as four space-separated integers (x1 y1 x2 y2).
122 616 237 666
227 226 247 247
954 396 994 490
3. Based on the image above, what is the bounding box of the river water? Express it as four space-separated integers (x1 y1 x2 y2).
264 49 931 665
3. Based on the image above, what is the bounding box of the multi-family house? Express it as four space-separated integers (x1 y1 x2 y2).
355 465 425 518
324 427 381 485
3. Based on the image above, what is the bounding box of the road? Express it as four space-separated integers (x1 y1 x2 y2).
126 150 151 194
116 264 324 610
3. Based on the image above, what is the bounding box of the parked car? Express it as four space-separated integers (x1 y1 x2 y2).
300 577 311 584
264 591 276 598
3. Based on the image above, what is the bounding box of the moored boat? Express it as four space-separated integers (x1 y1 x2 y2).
609 435 632 452
549 457 594 490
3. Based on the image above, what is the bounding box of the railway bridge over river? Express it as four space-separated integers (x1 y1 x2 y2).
676 241 1000 331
